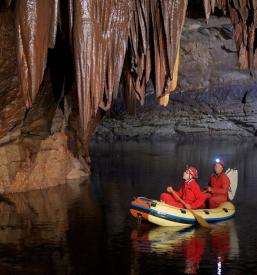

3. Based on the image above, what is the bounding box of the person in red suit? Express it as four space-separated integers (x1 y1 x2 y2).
204 159 230 208
160 166 206 209
183 236 205 274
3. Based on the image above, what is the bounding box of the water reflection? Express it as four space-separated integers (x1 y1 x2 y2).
90 140 256 274
131 220 239 274
0 139 255 274
0 181 103 274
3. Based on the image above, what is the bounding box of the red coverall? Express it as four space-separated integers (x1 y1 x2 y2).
160 179 206 209
205 172 230 208
183 237 205 273
210 229 230 261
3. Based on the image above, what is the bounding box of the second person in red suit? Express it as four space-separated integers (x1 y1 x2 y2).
204 159 230 208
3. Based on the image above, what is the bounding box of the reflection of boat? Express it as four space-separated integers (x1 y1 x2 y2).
131 225 197 254
131 219 239 274
130 197 235 227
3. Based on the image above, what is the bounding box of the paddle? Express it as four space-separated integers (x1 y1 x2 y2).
168 188 210 228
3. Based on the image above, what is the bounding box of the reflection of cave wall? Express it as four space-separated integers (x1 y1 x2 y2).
0 181 104 273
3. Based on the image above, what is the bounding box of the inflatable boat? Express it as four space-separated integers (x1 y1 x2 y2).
130 168 237 227
130 197 235 227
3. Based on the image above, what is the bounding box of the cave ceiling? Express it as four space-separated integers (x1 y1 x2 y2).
0 0 257 138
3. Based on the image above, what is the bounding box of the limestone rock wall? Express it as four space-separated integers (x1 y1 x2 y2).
1 7 257 193
178 17 253 91
93 17 257 141
0 133 88 193
94 84 257 141
0 9 88 193
0 10 25 144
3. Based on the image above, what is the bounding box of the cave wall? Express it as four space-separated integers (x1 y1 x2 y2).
204 0 257 71
94 16 257 141
0 8 87 193
1 1 257 192
0 9 25 144
0 1 188 193
1 1 257 145
11 0 188 138
178 16 253 91
1 1 257 144
94 83 257 141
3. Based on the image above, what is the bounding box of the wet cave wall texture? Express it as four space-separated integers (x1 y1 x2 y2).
0 1 257 191
1 0 257 140
1 0 188 142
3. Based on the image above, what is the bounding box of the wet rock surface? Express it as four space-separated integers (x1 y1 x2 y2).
94 83 257 141
93 17 257 141
0 133 88 194
0 63 88 193
178 17 254 90
1 10 257 192
0 9 88 193
0 10 25 143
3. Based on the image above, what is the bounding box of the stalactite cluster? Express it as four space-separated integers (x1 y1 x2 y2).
11 0 187 136
126 0 187 108
203 0 257 70
15 0 59 107
1 0 257 139
73 0 133 134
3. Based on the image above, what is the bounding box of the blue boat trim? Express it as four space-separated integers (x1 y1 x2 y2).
131 203 196 225
204 213 235 222
139 197 152 203
131 204 151 214
131 202 235 225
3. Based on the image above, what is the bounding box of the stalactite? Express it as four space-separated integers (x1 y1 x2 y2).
72 0 132 134
15 0 59 107
227 0 257 70
13 0 257 141
13 0 188 137
203 0 257 71
4 0 12 7
126 0 187 107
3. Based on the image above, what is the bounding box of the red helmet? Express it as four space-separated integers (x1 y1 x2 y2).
215 158 224 167
186 165 198 178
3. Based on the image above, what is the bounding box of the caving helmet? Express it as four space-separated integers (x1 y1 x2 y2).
186 165 198 178
215 158 225 167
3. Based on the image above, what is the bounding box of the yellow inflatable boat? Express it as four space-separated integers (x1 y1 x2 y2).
130 197 235 227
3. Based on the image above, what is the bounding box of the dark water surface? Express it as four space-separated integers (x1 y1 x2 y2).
0 139 257 274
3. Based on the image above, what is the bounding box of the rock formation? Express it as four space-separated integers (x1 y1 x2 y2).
94 16 257 141
0 1 257 192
